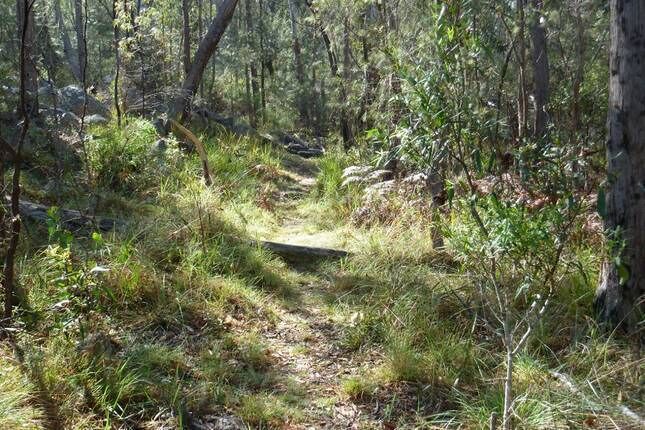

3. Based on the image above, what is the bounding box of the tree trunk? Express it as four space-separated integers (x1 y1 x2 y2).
340 17 354 149
182 0 192 78
244 64 252 124
306 0 352 146
197 0 204 98
3 0 32 324
288 0 307 125
112 0 122 127
74 0 87 83
529 0 549 138
595 0 645 336
244 0 259 127
168 0 239 123
516 0 528 141
571 2 585 135
54 0 81 81
16 0 38 117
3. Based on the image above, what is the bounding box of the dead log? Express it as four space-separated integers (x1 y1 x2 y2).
254 240 350 260
6 196 123 233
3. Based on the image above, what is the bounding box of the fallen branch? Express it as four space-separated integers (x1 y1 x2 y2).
5 196 123 233
550 371 645 427
253 240 350 261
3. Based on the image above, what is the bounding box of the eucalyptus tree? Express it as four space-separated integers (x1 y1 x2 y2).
169 0 239 123
595 0 645 335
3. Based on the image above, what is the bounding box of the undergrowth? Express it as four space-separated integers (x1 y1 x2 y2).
1 118 642 429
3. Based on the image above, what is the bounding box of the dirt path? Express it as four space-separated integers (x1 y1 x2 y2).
247 156 381 429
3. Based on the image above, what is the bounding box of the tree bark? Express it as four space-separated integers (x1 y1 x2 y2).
3 0 32 324
529 0 549 138
571 2 585 135
516 0 528 141
305 1 352 146
595 0 645 336
168 0 239 123
112 0 122 127
244 0 259 127
197 0 204 98
74 0 87 83
340 17 354 149
16 0 38 117
288 0 307 125
54 0 81 81
182 0 192 77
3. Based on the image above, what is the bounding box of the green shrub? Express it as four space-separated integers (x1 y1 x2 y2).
89 118 176 192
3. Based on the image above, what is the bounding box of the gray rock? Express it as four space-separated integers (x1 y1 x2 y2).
38 82 57 99
40 108 81 128
76 332 119 358
57 85 111 119
151 139 168 154
296 148 324 158
191 414 245 430
84 114 108 125
0 85 19 96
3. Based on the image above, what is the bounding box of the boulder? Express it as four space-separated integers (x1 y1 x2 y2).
0 85 19 96
40 108 81 128
296 148 325 158
38 82 57 99
57 85 111 119
195 109 259 137
84 114 109 125
151 138 168 154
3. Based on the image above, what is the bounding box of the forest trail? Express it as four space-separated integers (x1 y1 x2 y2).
240 155 383 428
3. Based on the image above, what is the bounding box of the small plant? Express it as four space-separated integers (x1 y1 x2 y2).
341 375 377 400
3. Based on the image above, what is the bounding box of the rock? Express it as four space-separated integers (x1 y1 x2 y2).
295 148 324 158
38 82 57 99
286 142 307 152
84 114 108 125
151 139 168 154
76 332 120 358
364 169 393 183
0 85 19 96
191 414 245 430
57 85 111 119
195 109 258 137
342 165 372 179
40 108 81 128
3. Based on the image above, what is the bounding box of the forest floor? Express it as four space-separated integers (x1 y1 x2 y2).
239 157 385 429
3 121 642 430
